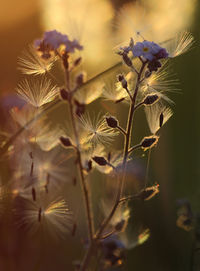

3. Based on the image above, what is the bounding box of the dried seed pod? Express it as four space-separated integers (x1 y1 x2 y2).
87 160 92 172
60 136 72 147
92 156 107 166
159 112 164 128
32 187 36 201
74 57 82 67
76 72 86 86
106 116 118 128
118 74 128 89
143 94 159 106
60 88 70 101
141 136 159 149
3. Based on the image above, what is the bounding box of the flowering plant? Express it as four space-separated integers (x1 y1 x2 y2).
0 28 194 270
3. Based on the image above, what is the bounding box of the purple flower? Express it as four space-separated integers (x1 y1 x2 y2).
35 30 83 53
132 40 168 61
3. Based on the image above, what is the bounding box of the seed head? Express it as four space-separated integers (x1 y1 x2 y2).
143 94 160 106
92 156 107 166
106 116 118 128
59 136 72 148
141 135 159 149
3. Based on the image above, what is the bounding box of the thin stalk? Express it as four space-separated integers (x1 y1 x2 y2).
116 125 127 136
96 61 147 239
68 100 94 242
128 143 142 155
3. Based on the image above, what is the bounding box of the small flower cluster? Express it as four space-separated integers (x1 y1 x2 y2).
35 30 83 58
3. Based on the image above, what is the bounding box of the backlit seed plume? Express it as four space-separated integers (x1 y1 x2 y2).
140 62 177 104
102 80 129 103
16 77 58 107
79 113 118 146
167 31 194 58
15 195 73 238
18 46 56 75
145 102 173 134
74 80 104 105
34 123 63 151
12 145 71 190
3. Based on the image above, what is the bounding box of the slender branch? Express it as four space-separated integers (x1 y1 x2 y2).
128 143 142 155
65 63 94 243
134 101 144 111
96 61 147 239
107 162 116 170
124 86 133 101
116 125 127 136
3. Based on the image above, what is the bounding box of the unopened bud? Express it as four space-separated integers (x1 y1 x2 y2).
145 71 152 78
92 156 107 166
143 94 159 106
60 136 72 147
74 57 82 67
118 74 128 89
60 88 70 101
141 136 159 149
106 116 118 128
122 53 133 67
74 100 85 116
76 72 86 86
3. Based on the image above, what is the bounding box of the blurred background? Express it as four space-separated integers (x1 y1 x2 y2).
0 0 200 270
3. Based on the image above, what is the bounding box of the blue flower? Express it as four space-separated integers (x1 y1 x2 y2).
132 40 168 61
35 30 83 53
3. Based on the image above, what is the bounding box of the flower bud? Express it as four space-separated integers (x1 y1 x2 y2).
106 116 118 128
118 74 128 89
74 57 82 67
76 72 86 86
141 136 159 149
122 53 133 67
92 156 107 166
60 136 72 147
60 88 70 101
145 70 152 78
143 94 159 105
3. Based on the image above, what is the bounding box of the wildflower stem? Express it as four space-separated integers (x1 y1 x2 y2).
116 125 127 136
67 87 94 243
95 61 147 239
134 101 144 111
128 143 142 155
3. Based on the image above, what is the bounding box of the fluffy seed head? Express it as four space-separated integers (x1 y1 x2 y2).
18 46 56 75
79 113 119 147
16 78 58 107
